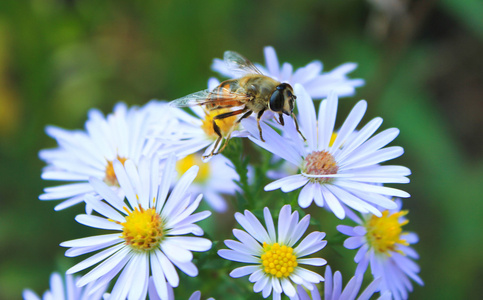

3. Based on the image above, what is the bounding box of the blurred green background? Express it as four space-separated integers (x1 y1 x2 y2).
1 0 482 299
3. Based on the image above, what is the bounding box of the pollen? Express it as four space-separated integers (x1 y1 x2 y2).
260 242 298 278
104 156 128 186
119 206 164 251
365 210 409 255
176 154 210 183
201 108 238 138
302 151 338 183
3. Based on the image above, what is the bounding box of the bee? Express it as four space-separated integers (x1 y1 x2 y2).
169 51 305 158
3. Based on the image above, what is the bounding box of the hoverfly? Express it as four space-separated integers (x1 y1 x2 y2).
169 51 305 158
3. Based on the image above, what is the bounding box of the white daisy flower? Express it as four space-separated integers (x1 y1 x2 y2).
60 155 212 300
337 200 423 300
175 151 239 212
39 101 176 211
218 205 327 299
243 85 411 219
211 46 365 99
291 265 391 300
22 272 107 300
157 78 249 161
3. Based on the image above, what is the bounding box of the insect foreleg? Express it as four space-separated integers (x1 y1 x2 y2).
278 113 285 126
292 113 306 141
256 108 266 142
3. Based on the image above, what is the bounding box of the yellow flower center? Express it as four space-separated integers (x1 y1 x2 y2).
176 154 210 183
260 242 298 278
119 206 164 251
200 108 238 138
365 210 409 255
104 156 128 186
302 151 338 183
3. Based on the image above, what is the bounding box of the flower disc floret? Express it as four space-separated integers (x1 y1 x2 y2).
201 108 237 137
261 242 298 278
104 156 128 186
302 150 338 183
120 206 164 251
365 210 409 255
176 154 210 184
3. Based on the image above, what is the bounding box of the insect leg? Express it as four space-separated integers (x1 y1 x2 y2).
257 108 266 142
204 108 249 158
278 113 285 126
292 113 306 141
217 109 253 153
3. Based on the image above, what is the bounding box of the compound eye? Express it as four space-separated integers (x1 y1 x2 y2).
269 89 284 112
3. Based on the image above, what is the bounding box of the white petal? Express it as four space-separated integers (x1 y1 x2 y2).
342 147 404 170
340 128 399 166
318 92 338 150
83 194 125 223
225 240 257 256
75 214 122 231
253 275 269 293
170 260 198 277
320 185 345 219
165 236 212 252
330 100 366 153
88 177 125 213
264 46 280 76
75 246 130 286
127 253 149 300
161 241 193 263
39 183 93 200
297 258 327 267
293 268 324 284
294 84 317 150
233 229 262 254
265 175 307 192
263 207 277 244
150 254 169 299
280 175 309 193
230 265 260 278
235 211 270 245
277 205 293 244
336 117 383 162
61 233 121 248
337 225 357 236
298 182 315 208
281 278 296 297
287 215 310 247
337 181 409 198
217 249 259 264
155 250 179 287
294 232 326 257
113 160 139 210
156 154 176 212
163 165 199 217
344 237 365 249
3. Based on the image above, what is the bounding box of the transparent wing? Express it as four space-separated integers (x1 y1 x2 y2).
169 90 212 107
169 88 251 108
224 51 263 77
